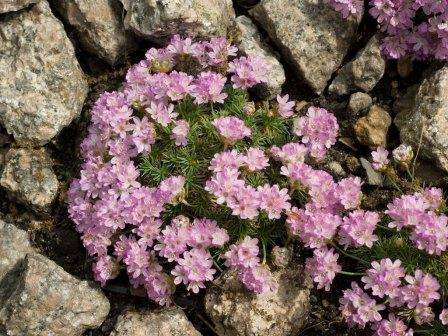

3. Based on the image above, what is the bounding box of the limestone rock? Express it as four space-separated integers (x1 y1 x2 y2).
0 0 36 13
234 15 285 99
354 105 391 147
329 35 385 95
205 266 311 336
0 253 109 336
348 92 373 116
110 307 201 336
53 0 136 65
120 0 235 39
395 65 448 172
0 219 33 281
0 0 88 146
360 157 383 186
250 0 361 94
0 148 59 212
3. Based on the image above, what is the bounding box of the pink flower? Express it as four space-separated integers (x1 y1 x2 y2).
242 147 269 171
372 147 389 170
171 119 190 146
410 212 448 255
386 194 428 229
167 71 193 101
187 218 229 248
205 37 238 66
146 101 177 126
294 107 339 160
131 116 156 154
92 255 119 286
270 142 308 164
228 55 270 89
440 309 448 325
401 269 440 308
361 258 405 298
227 185 260 220
373 314 414 336
238 265 278 294
276 94 295 118
305 247 341 291
209 150 244 172
335 176 363 210
191 71 228 104
339 210 379 248
257 184 291 219
212 116 251 144
340 282 385 328
224 236 260 269
205 167 245 205
392 144 414 163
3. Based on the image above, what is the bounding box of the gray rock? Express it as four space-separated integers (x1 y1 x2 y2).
0 219 33 281
234 15 285 99
395 65 448 172
348 92 373 116
110 307 201 336
0 0 88 147
354 105 391 147
329 35 385 95
325 161 346 177
53 0 136 65
120 0 235 39
0 148 59 212
0 253 110 336
250 0 361 94
205 266 311 336
360 157 383 186
0 0 36 13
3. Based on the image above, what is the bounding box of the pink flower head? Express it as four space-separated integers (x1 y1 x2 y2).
392 144 414 163
305 247 341 291
205 167 245 205
276 94 295 118
131 116 156 154
92 255 119 286
340 282 385 328
154 220 189 262
373 314 414 336
228 55 270 89
171 119 190 146
191 71 228 104
243 147 269 172
167 34 196 55
372 147 390 170
328 0 364 19
335 176 363 210
146 101 177 127
212 116 251 144
224 236 260 269
339 210 379 248
415 187 443 211
257 184 291 219
410 212 448 255
167 71 193 101
402 269 440 308
361 258 405 298
187 218 229 248
270 142 308 164
294 107 339 160
205 37 238 66
440 309 448 325
208 150 244 172
159 175 186 204
238 265 278 294
227 185 260 220
386 194 429 229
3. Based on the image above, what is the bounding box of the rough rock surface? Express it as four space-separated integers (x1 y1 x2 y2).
0 253 110 336
120 0 235 39
360 157 383 186
53 0 135 65
250 0 361 94
0 220 33 280
205 266 311 336
329 35 385 95
354 105 391 147
348 92 373 116
235 15 285 99
0 0 36 13
0 0 88 146
110 307 201 336
0 148 59 212
395 65 448 172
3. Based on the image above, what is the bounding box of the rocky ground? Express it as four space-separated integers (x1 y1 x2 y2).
0 0 447 335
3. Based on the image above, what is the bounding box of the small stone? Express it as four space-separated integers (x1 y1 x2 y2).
354 105 391 147
0 148 59 212
348 92 373 116
234 15 285 99
360 157 384 186
205 266 311 336
295 101 309 114
0 1 88 146
345 155 361 173
0 0 36 13
250 0 361 94
329 35 385 95
0 219 33 280
395 65 448 172
271 246 292 268
110 307 201 336
120 0 235 39
325 161 346 177
53 0 136 65
0 253 110 336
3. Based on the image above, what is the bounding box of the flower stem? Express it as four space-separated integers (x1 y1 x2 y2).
330 242 370 266
339 270 364 276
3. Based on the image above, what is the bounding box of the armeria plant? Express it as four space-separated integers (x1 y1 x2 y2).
68 35 448 334
328 0 448 60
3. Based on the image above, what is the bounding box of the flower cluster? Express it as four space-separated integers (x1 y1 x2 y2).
328 0 448 60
